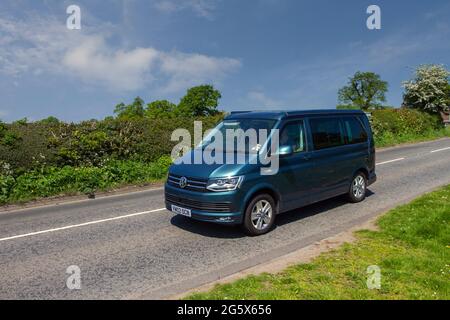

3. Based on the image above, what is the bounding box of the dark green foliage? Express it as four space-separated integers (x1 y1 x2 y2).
38 116 60 125
338 72 388 111
0 122 47 173
114 97 146 119
178 85 222 116
145 100 177 118
114 84 222 119
0 115 223 173
447 83 450 106
12 118 28 126
0 120 20 147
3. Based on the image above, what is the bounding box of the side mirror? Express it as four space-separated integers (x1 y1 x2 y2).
278 145 293 157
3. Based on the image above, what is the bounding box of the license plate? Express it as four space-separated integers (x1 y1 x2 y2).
171 205 191 217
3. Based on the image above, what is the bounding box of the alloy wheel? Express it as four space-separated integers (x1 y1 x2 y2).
352 175 366 199
250 200 273 230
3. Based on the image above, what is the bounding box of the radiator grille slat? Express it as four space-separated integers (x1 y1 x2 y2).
165 193 232 213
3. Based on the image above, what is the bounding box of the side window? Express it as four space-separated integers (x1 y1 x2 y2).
310 117 345 150
342 117 368 144
280 121 306 153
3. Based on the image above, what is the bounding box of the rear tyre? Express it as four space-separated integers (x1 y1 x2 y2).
242 194 276 236
348 172 367 203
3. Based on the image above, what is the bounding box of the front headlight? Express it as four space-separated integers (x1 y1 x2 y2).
206 176 244 192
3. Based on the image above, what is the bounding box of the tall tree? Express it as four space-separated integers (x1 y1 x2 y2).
39 116 60 125
447 83 450 107
402 64 450 113
177 85 221 117
145 100 177 118
114 97 145 119
338 72 388 111
0 120 5 137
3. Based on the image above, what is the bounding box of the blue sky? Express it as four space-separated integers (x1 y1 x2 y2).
1 0 449 122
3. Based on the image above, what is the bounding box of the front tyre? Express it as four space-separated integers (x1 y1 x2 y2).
348 172 367 203
242 194 276 236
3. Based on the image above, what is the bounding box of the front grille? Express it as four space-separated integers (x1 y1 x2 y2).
165 193 232 213
167 174 208 192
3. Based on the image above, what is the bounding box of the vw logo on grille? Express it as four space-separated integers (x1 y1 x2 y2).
179 177 188 189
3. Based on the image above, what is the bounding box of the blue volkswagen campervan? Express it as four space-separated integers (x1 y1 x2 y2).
165 110 376 236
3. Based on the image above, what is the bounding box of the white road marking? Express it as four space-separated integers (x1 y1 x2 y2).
0 187 165 215
0 208 167 243
376 158 405 166
430 146 450 153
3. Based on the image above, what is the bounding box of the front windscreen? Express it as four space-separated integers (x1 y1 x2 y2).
199 118 277 154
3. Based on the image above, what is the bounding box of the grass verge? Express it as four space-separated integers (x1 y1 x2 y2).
0 157 171 204
186 185 450 300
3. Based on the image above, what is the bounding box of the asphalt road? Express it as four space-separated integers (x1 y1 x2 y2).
1 138 450 299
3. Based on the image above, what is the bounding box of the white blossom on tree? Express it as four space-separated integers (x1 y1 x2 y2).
402 64 450 113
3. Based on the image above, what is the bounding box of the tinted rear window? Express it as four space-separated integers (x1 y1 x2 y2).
342 117 368 144
310 117 345 150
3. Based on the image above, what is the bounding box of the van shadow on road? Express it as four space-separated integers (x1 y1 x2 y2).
170 190 375 239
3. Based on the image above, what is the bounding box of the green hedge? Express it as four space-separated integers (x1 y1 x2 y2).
370 108 445 146
371 108 441 136
0 115 223 173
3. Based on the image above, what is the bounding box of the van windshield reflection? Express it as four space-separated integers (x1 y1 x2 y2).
199 119 277 154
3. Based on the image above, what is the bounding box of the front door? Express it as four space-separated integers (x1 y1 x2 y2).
276 119 314 211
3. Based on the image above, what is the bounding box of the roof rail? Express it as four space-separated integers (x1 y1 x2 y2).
229 111 253 114
230 110 289 115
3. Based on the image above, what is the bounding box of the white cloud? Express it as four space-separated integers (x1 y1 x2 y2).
159 52 241 93
153 0 219 19
0 13 240 92
63 36 159 90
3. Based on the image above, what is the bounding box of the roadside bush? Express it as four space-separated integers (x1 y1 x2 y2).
371 108 443 146
0 115 224 173
0 174 15 203
0 122 58 174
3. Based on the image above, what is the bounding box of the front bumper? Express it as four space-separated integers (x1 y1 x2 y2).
164 183 244 225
